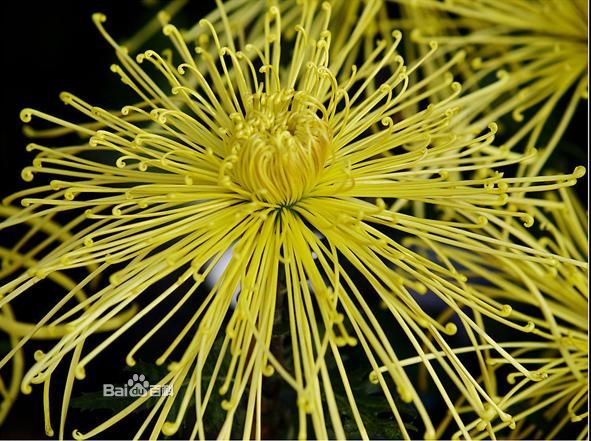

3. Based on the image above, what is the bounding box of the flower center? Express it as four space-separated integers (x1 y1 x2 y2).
223 91 332 206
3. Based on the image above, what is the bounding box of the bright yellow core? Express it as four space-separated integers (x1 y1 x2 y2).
224 91 332 206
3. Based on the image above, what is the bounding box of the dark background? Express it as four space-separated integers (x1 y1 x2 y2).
1 1 165 196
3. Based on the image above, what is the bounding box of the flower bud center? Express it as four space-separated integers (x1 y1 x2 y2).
224 91 331 206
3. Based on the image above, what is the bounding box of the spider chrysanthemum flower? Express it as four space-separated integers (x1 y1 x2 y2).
391 0 588 177
407 187 588 440
0 2 585 439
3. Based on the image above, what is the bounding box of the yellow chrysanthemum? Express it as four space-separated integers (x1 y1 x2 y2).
392 0 588 178
0 2 585 439
403 186 588 439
